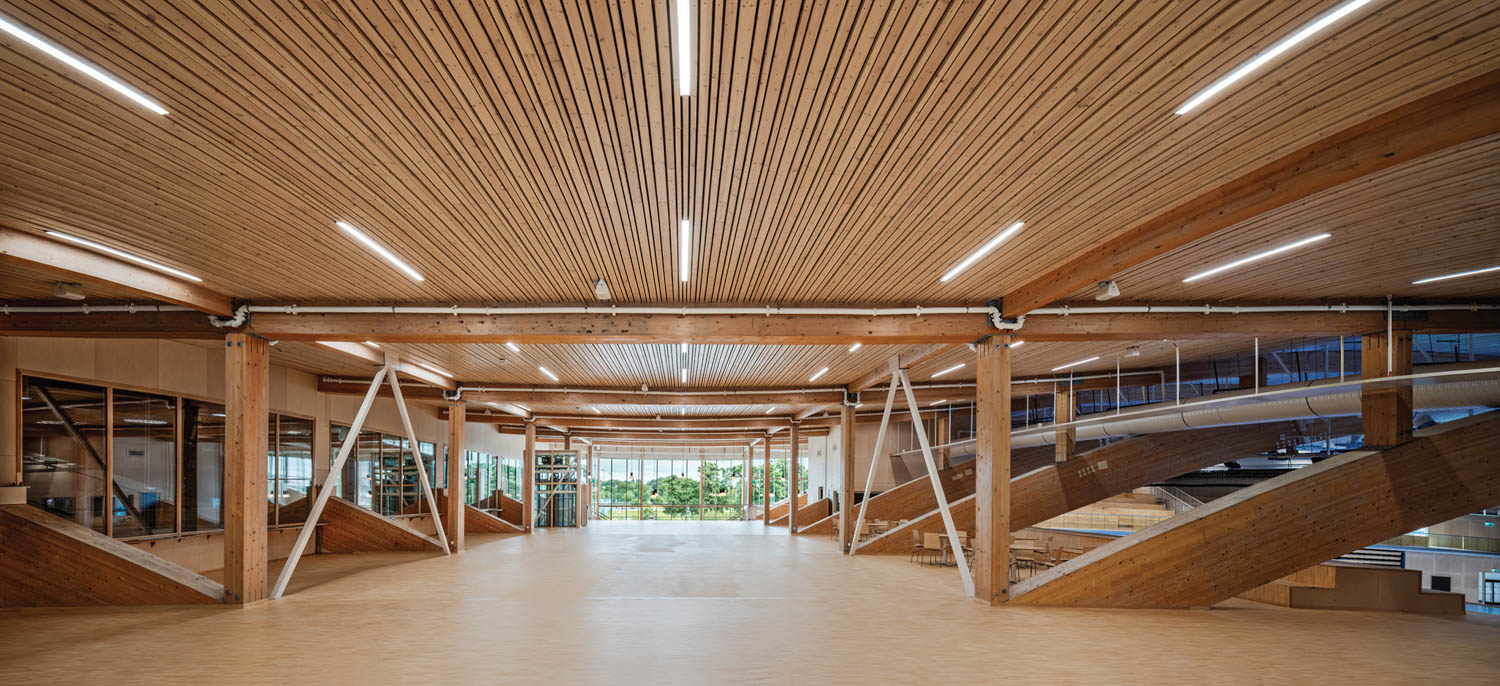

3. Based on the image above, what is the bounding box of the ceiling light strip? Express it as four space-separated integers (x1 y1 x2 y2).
1175 0 1375 114
0 14 169 114
336 221 424 282
1181 233 1331 283
1411 265 1500 285
44 231 202 282
1051 356 1101 372
940 221 1024 282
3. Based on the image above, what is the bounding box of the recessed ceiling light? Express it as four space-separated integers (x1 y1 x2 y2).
1411 265 1500 285
1181 233 1331 283
848 342 862 353
336 221 424 282
679 219 691 282
680 342 688 353
679 407 686 416
1175 0 1376 115
417 361 453 378
932 363 965 378
0 14 169 115
539 366 559 382
940 221 1024 282
43 231 201 282
505 341 520 352
675 1 692 96
809 367 829 383
1052 356 1101 372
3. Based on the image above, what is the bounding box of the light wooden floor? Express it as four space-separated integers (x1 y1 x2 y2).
3 520 1498 684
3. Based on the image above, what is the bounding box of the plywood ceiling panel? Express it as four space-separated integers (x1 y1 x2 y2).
0 1 1495 306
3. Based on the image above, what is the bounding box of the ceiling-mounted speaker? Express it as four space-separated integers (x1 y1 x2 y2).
1094 280 1120 301
53 282 85 300
593 278 611 300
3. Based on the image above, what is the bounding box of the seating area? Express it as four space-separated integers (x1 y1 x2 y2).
908 527 1101 582
1035 491 1175 532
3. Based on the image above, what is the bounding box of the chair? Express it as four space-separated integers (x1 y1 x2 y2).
921 532 943 565
908 529 924 563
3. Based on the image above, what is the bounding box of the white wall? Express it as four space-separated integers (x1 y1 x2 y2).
0 336 520 485
1402 549 1500 603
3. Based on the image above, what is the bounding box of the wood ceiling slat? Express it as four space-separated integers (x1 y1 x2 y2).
4 1 1497 394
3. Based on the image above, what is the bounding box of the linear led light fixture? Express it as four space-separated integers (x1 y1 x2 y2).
44 231 201 282
416 361 454 379
1175 0 1375 115
1051 356 1100 372
0 14 169 115
592 407 602 414
929 399 946 407
809 367 829 382
675 0 691 96
680 368 687 383
765 406 776 415
1181 233 1330 283
539 365 559 382
364 341 380 348
1412 265 1500 285
848 343 862 353
940 221 1023 282
679 219 691 282
1009 340 1025 349
505 341 520 352
681 342 688 353
336 221 424 282
932 363 965 378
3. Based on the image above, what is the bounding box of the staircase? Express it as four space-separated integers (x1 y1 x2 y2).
1009 412 1500 609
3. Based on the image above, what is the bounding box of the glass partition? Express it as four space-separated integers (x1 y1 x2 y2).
110 390 177 537
181 399 225 532
20 377 110 534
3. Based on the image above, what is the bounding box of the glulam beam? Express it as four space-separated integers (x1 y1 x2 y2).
0 227 234 315
1002 68 1500 316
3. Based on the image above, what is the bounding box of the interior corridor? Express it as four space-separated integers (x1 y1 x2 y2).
2 521 1497 683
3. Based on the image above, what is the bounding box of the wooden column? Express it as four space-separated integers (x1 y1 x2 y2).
563 434 572 450
839 404 856 554
743 443 752 513
1361 330 1414 448
762 436 771 524
788 422 801 531
523 421 536 531
974 337 1013 606
445 400 465 551
1054 386 1076 463
223 333 269 605
934 414 950 469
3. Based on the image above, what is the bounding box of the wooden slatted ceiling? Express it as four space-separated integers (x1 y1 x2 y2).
1 1 1497 305
1059 134 1500 303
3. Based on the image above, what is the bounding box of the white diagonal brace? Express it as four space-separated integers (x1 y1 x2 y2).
388 367 450 555
850 359 899 555
900 368 974 597
272 366 388 599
